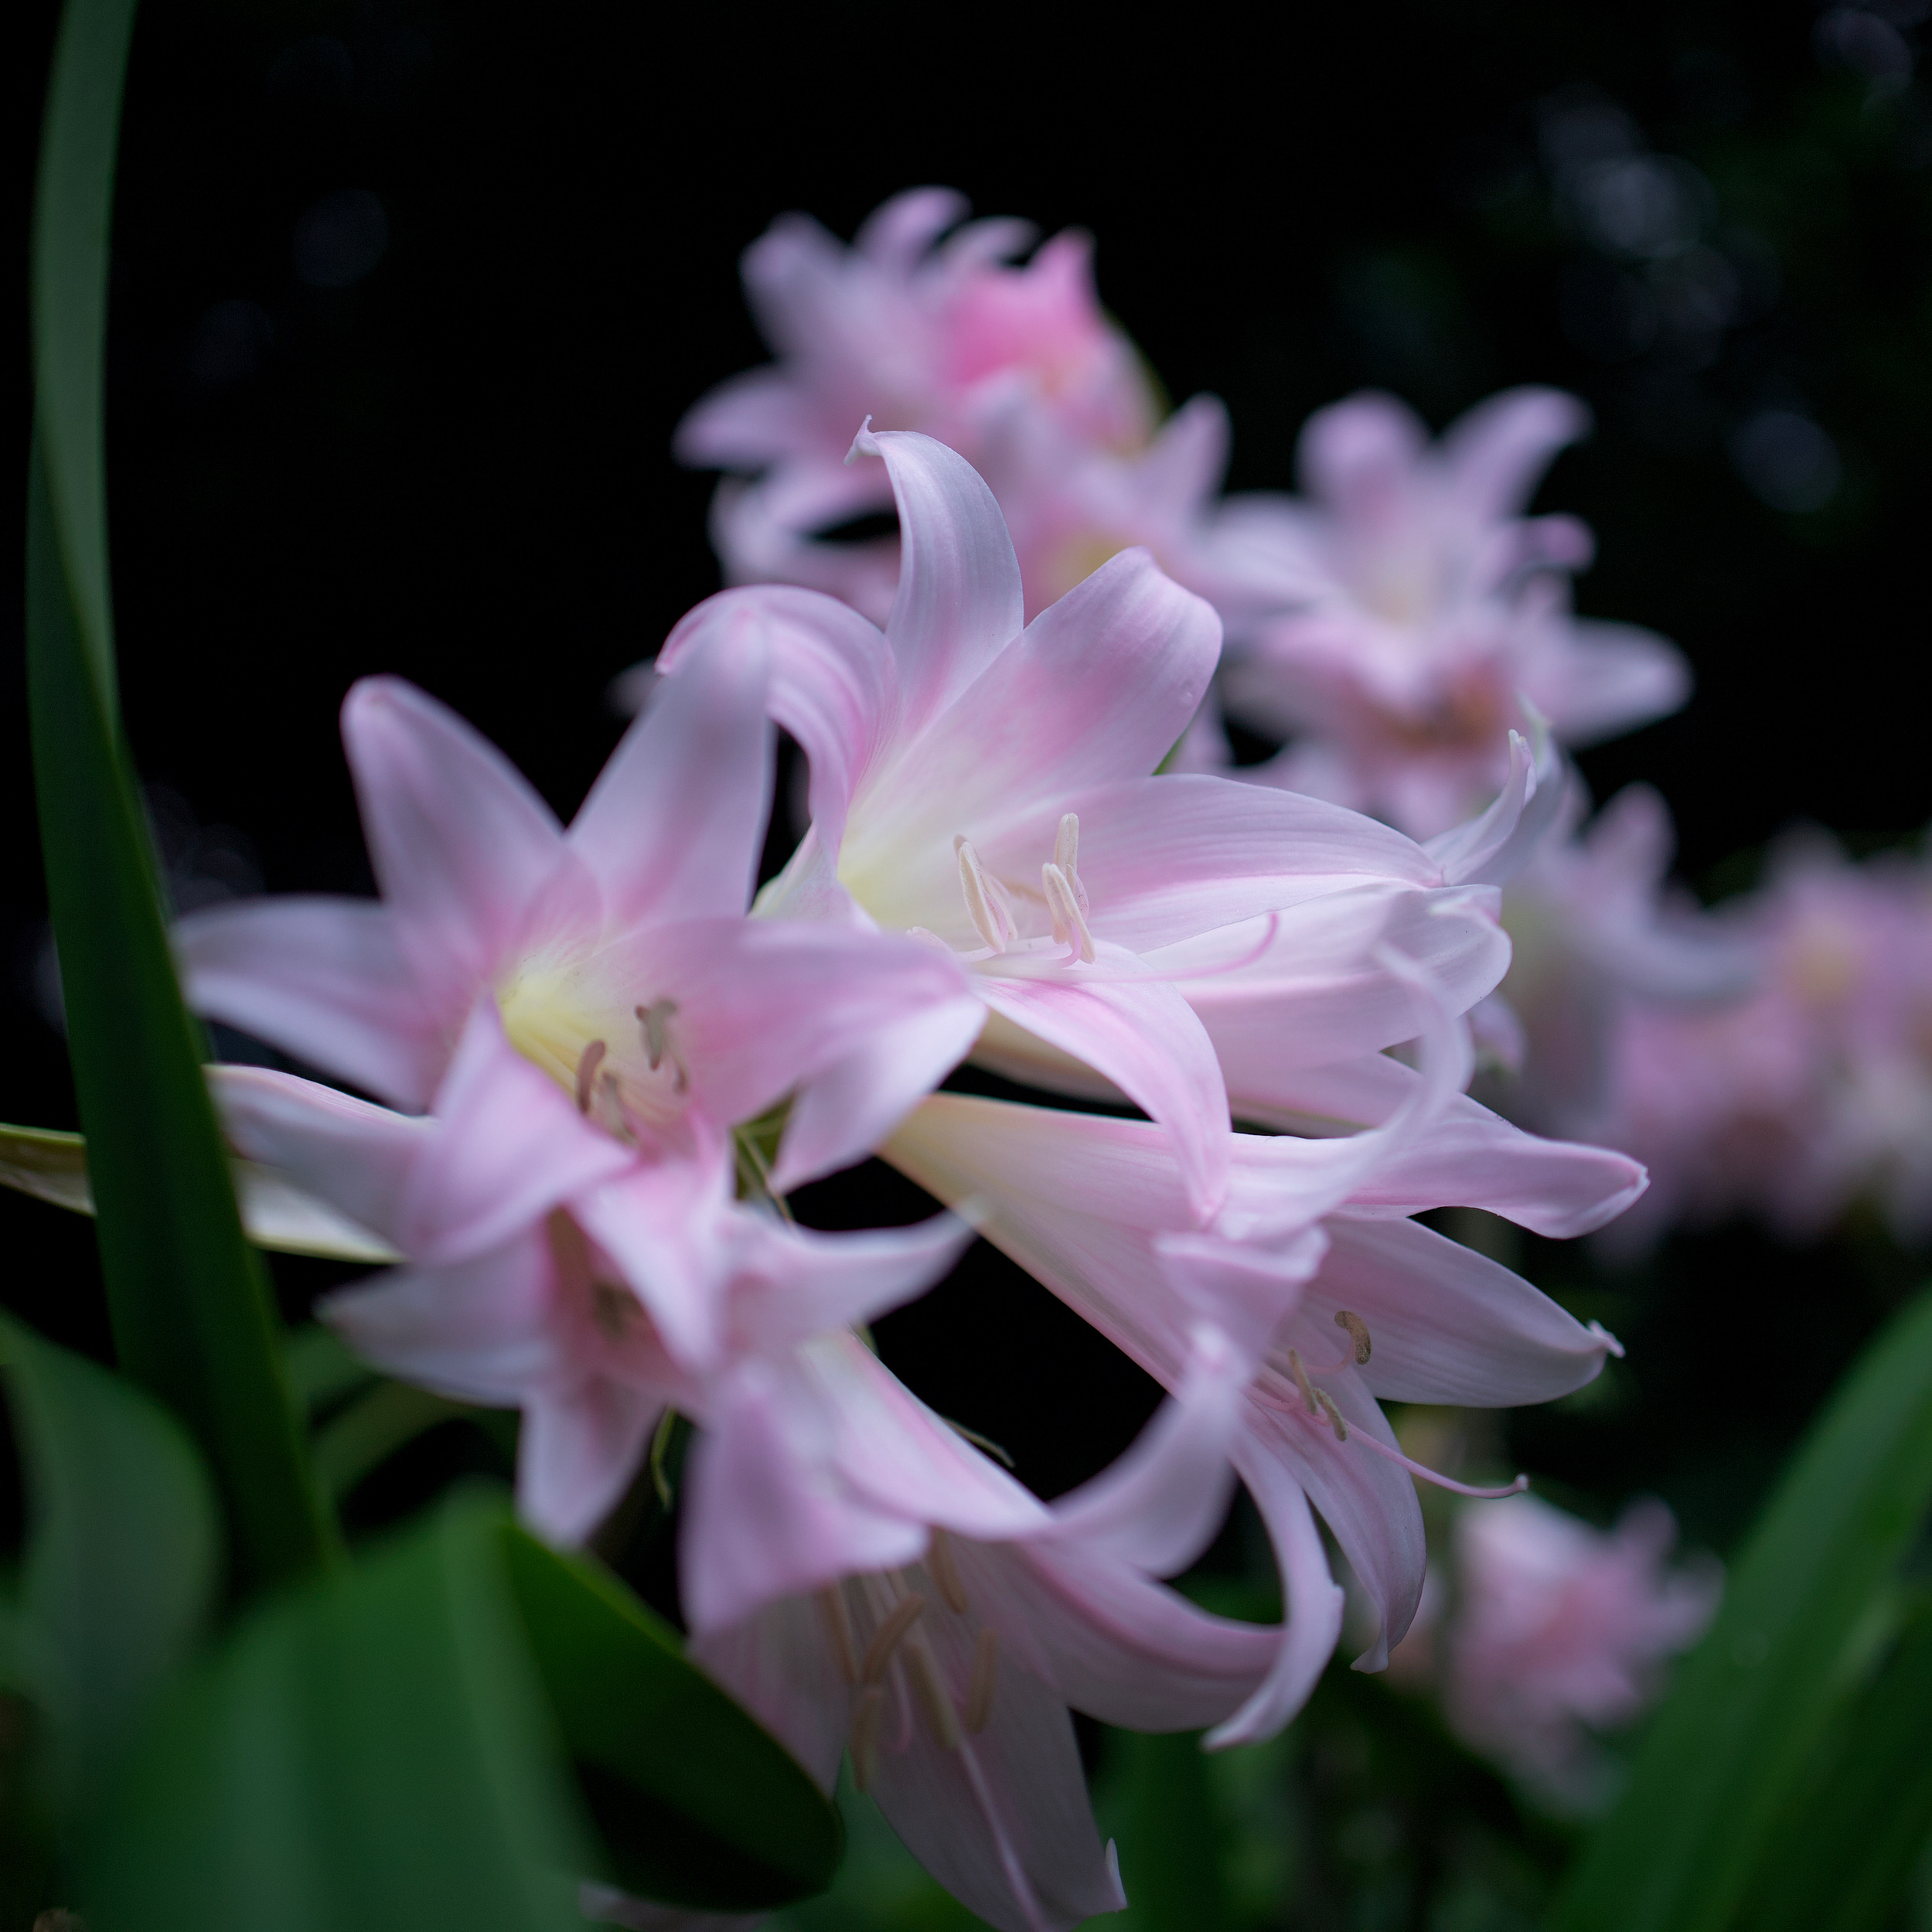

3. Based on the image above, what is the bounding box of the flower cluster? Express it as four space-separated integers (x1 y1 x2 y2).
1390 1493 1719 1810
177 408 1647 1926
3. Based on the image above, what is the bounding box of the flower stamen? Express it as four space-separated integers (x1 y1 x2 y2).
955 838 1014 952
860 1593 926 1685
817 1586 858 1685
966 1628 999 1733
927 1528 970 1614
1053 813 1090 916
1042 862 1097 964
1334 1309 1373 1365
1288 1348 1319 1416
850 1684 885 1791
1314 1388 1349 1441
574 1038 607 1114
904 1631 963 1750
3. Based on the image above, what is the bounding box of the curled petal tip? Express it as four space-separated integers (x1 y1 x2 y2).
1587 1319 1626 1359
844 415 881 465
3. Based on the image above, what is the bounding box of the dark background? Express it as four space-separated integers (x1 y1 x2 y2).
4 0 1927 1553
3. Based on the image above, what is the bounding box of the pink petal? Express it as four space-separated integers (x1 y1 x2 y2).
175 898 445 1109
209 1065 431 1243
1153 1227 1327 1369
341 677 567 1019
948 1537 1276 1733
1297 391 1426 515
398 1000 635 1264
1309 1216 1618 1405
1529 619 1692 747
866 548 1220 842
854 185 969 267
1207 1447 1344 1747
1440 386 1591 521
687 1595 850 1793
680 1358 929 1634
320 1229 560 1402
854 429 1024 737
568 615 772 928
658 583 896 858
1423 725 1564 889
976 956 1232 1219
771 997 986 1191
519 1377 664 1545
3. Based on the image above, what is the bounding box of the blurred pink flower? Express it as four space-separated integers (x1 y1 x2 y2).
1439 1493 1719 1808
662 429 1558 1222
1214 389 1689 837
679 189 1160 626
1477 779 1759 1141
1600 836 1932 1249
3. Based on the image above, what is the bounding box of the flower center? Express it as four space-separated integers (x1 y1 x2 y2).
951 813 1095 964
496 949 690 1142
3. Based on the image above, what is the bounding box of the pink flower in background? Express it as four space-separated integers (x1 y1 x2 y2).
679 188 1160 626
1437 1493 1719 1808
1600 836 1932 1249
660 428 1562 1222
1476 779 1759 1142
1212 388 1690 837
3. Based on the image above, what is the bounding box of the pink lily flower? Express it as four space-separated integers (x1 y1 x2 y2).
658 428 1538 1222
208 1039 974 1543
173 628 983 1205
1596 835 1932 1250
677 189 1159 629
1213 388 1689 837
1438 1494 1719 1809
882 969 1642 1746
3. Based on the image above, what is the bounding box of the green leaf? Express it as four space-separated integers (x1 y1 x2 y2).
312 1381 471 1501
26 0 334 1593
79 1495 592 1932
1099 1729 1232 1932
503 1526 842 1910
0 1121 401 1265
1733 1587 1932 1932
1553 1286 1932 1932
0 1313 219 1817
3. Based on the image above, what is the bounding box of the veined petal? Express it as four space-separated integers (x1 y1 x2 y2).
1423 724 1565 889
208 1065 431 1244
341 678 569 1017
1207 1447 1344 1747
854 429 1024 736
520 1378 664 1545
976 953 1232 1220
1307 1217 1617 1406
974 775 1440 956
863 548 1220 841
949 1538 1276 1733
659 582 897 858
569 614 773 926
1243 1055 1647 1236
869 1647 1125 1932
398 1000 634 1264
174 897 444 1109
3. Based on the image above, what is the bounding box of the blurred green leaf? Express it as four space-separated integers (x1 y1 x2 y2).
0 1314 218 1817
26 0 333 1592
1100 1729 1230 1932
79 1494 591 1932
1733 1588 1932 1932
1554 1286 1932 1932
503 1525 841 1909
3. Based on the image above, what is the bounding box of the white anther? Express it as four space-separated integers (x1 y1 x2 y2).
1054 813 1089 916
816 1586 858 1685
1334 1310 1372 1365
1041 863 1097 965
849 1685 885 1791
966 1627 1000 1733
574 1039 607 1115
927 1528 969 1615
904 1633 963 1750
955 839 1013 952
860 1593 926 1685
